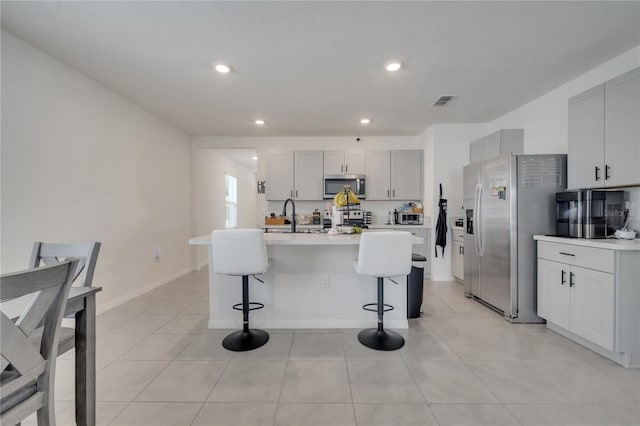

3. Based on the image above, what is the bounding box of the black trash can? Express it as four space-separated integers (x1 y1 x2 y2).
407 253 427 318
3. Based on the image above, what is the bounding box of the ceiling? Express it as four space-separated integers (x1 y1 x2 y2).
2 1 639 137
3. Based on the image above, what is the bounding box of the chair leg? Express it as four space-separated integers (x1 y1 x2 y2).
222 275 269 351
358 277 405 351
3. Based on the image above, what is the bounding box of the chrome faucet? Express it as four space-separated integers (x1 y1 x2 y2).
282 198 296 233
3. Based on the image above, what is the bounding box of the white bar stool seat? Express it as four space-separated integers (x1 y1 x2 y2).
354 231 412 351
211 229 269 351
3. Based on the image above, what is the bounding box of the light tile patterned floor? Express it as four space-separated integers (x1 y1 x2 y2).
26 268 640 425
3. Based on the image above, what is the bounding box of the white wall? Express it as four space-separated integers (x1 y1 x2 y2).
191 148 257 267
488 46 640 154
423 124 488 281
1 31 193 312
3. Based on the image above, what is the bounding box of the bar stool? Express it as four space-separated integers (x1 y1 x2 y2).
211 229 269 351
354 231 413 351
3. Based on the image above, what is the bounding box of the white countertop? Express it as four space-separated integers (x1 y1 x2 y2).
533 235 640 251
190 231 424 246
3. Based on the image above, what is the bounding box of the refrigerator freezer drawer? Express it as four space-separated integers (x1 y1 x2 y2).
537 241 614 273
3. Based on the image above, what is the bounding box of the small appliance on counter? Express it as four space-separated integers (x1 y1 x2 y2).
555 189 625 239
394 210 424 225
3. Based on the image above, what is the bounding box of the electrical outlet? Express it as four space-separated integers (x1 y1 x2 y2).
153 248 160 261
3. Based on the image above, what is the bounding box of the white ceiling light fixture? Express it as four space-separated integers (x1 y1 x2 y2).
360 118 371 125
385 61 402 72
252 156 258 160
254 119 265 125
214 63 231 74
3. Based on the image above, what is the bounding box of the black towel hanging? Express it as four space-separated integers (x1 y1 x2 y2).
435 183 448 258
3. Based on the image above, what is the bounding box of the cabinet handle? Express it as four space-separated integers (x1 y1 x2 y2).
561 270 566 285
290 190 293 197
569 272 575 287
595 166 600 181
295 190 298 198
341 164 344 173
387 189 390 197
393 189 396 198
559 252 575 257
605 164 610 180
461 246 464 255
345 164 348 173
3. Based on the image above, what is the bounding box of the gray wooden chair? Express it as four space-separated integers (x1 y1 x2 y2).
29 242 101 354
1 259 78 426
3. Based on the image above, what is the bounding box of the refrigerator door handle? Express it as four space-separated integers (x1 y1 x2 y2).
477 183 484 257
474 183 481 256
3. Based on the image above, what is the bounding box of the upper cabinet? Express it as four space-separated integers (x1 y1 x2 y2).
366 150 423 200
266 151 294 200
323 151 365 175
469 129 523 163
294 151 323 200
265 151 323 200
568 67 640 189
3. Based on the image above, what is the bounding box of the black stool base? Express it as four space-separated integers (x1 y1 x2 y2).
357 328 405 351
222 329 269 352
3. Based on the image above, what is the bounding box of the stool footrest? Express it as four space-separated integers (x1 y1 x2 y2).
362 303 394 313
232 302 265 312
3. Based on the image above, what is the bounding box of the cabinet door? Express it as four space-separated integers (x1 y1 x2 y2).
266 151 294 200
604 67 640 187
391 150 423 200
537 259 571 329
365 151 391 200
484 132 502 160
323 151 344 175
295 151 323 200
470 136 486 163
570 266 615 351
568 84 605 189
345 151 366 174
452 241 464 280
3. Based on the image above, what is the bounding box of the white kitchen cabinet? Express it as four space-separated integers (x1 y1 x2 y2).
567 67 640 189
537 258 572 330
603 67 640 188
266 151 322 200
294 151 323 200
536 240 628 358
469 129 523 163
365 151 391 200
266 151 294 200
391 150 423 200
323 151 365 175
366 150 423 200
451 227 464 282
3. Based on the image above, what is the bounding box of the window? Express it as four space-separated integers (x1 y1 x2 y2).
225 174 237 228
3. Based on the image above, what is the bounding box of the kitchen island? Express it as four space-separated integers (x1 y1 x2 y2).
189 231 424 329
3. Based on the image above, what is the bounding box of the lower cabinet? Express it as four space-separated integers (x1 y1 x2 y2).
451 228 464 282
538 258 614 350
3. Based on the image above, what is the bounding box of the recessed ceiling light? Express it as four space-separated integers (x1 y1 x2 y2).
252 156 259 160
214 64 231 74
254 119 265 125
385 61 402 72
360 118 371 125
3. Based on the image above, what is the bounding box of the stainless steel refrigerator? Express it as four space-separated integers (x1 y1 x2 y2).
463 154 567 323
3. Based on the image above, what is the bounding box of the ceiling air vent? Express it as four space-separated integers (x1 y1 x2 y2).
432 95 456 106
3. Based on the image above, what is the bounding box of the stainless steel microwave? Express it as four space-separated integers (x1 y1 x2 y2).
323 175 366 199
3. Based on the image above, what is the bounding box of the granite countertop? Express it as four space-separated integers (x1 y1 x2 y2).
533 235 640 251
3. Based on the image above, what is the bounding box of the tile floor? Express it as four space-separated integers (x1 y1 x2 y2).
26 269 640 425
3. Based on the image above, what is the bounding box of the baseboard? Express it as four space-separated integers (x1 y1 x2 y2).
196 260 209 270
96 268 192 315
